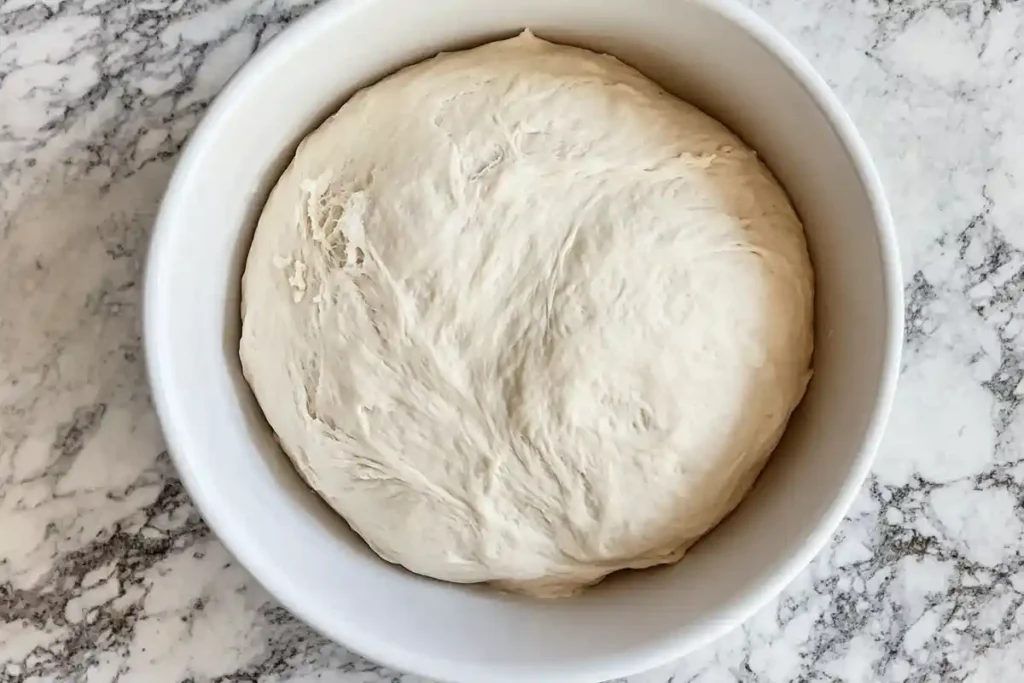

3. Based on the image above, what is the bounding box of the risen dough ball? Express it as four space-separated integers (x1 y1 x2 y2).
240 32 814 597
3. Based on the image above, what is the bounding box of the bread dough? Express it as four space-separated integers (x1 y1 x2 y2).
240 32 814 597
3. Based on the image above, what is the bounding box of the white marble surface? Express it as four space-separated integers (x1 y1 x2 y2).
1 0 1023 680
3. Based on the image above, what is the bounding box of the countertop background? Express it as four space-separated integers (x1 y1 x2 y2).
3 0 1024 681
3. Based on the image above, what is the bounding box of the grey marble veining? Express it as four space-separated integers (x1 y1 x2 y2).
2 0 1024 681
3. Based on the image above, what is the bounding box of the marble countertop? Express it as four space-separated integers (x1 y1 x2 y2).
2 0 1023 681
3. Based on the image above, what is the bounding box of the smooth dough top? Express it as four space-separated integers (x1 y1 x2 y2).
240 31 814 597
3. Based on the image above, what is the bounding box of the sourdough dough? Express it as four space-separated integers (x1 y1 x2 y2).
240 32 814 597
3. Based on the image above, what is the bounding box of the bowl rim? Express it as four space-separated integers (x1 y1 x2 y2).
144 0 903 680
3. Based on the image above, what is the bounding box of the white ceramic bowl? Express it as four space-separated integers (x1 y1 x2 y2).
145 0 902 680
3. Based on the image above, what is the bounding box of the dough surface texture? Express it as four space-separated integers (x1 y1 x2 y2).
240 32 814 597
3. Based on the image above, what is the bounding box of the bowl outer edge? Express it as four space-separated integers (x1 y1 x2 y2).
144 0 904 680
